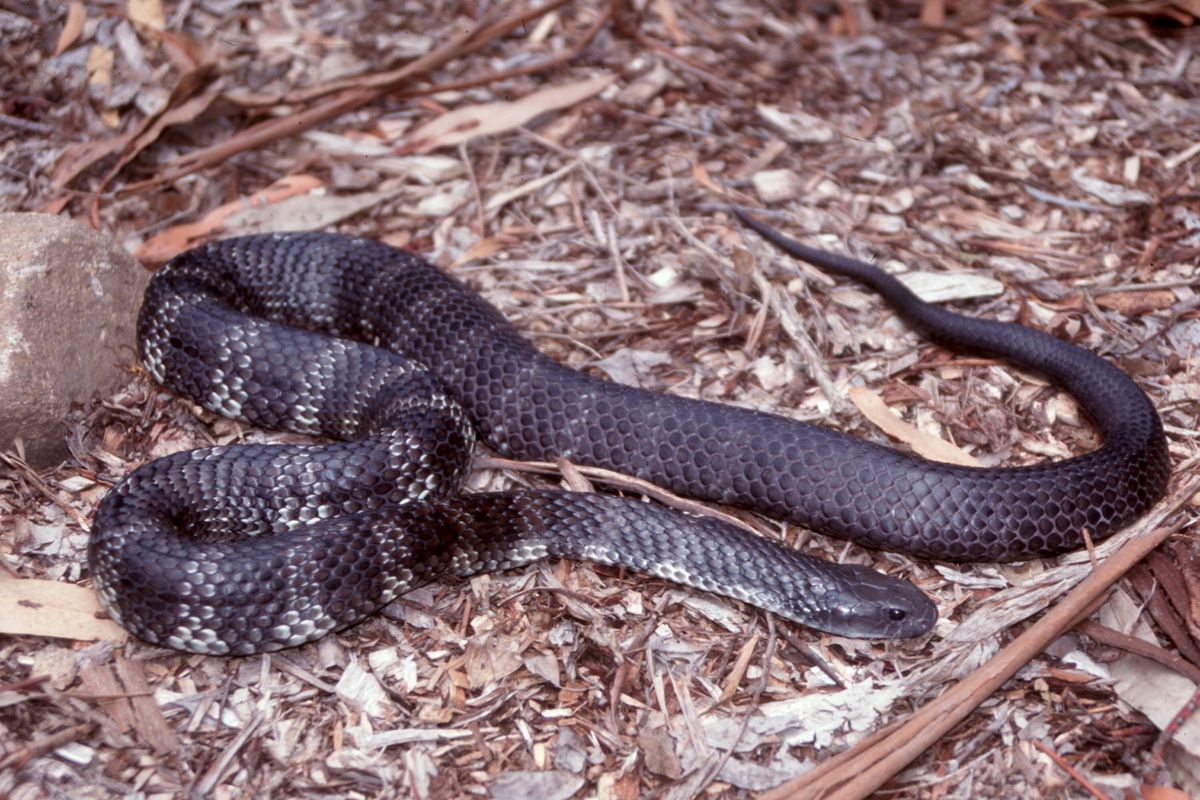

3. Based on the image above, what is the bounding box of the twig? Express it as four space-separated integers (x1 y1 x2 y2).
1146 687 1200 781
459 141 486 236
0 112 55 135
777 626 844 688
608 218 630 303
475 455 773 538
0 723 95 770
692 617 778 795
632 33 733 94
1031 739 1112 800
1023 184 1110 214
0 674 51 693
0 451 90 528
190 711 265 795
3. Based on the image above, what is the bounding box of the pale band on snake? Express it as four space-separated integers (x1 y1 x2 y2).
88 209 1169 655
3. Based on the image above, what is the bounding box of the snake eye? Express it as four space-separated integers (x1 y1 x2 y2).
888 608 907 621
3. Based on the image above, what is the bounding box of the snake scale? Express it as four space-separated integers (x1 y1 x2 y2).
88 211 1169 655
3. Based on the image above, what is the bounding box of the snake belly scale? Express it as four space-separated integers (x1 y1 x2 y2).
88 213 1169 655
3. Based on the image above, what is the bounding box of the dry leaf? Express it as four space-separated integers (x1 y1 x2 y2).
744 682 903 749
55 2 87 57
692 160 727 196
160 29 212 72
451 237 511 268
127 0 165 32
489 771 585 800
848 386 981 467
639 727 683 778
464 633 523 689
592 348 672 387
87 45 114 87
616 62 673 107
406 74 615 152
0 578 127 643
92 79 222 200
223 185 406 236
363 727 472 749
1044 667 1097 684
1100 589 1200 756
135 174 324 262
653 0 687 44
51 134 134 189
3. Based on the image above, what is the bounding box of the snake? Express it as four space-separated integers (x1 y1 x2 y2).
88 211 1169 655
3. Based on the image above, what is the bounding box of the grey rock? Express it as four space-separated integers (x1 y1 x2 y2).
0 213 148 467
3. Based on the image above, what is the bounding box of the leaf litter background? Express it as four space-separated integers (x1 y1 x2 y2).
2 1 1200 798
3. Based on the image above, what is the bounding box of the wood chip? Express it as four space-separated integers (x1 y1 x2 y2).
0 578 127 643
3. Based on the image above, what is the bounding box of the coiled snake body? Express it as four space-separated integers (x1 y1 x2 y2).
89 213 1169 655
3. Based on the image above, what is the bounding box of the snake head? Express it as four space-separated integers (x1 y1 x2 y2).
804 564 938 639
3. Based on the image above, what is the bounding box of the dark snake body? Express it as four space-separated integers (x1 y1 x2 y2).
89 215 1169 655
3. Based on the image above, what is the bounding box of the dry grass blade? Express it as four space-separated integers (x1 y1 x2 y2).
405 75 615 153
762 474 1200 800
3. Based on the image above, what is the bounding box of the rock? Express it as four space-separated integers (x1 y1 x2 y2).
0 213 148 467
